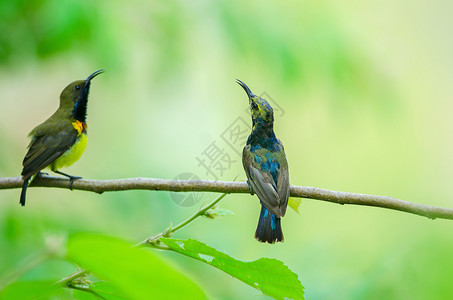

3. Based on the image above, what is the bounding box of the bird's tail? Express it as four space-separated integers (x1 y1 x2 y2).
20 177 30 206
255 205 283 243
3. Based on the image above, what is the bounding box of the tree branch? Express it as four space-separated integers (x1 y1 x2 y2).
1 175 452 220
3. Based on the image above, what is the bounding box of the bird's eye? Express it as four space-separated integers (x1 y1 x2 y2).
75 85 81 90
251 102 258 110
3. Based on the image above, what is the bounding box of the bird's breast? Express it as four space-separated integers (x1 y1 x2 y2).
72 120 87 135
50 133 87 171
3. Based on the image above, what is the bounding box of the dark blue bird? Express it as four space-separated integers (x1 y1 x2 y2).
238 80 290 243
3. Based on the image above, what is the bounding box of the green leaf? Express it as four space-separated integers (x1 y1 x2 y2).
72 282 129 300
66 233 207 300
160 238 304 300
288 197 302 214
0 281 62 299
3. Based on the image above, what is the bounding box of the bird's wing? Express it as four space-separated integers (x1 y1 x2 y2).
242 146 284 217
22 122 77 178
275 146 290 216
242 145 254 184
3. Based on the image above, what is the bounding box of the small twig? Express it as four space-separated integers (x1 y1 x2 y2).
56 269 89 286
169 193 228 233
1 175 453 220
136 193 228 247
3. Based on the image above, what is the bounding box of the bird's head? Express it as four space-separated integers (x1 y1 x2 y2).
60 69 104 122
236 79 274 127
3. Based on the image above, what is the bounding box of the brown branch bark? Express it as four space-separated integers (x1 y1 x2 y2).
1 175 452 220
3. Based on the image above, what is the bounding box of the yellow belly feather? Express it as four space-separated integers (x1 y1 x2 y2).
50 133 87 171
49 121 88 172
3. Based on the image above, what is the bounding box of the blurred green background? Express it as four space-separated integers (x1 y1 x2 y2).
1 0 453 299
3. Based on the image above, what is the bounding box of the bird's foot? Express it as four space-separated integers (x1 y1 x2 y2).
68 176 82 190
54 171 82 190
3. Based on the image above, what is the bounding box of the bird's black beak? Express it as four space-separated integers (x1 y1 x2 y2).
77 69 104 104
85 69 104 83
236 79 255 99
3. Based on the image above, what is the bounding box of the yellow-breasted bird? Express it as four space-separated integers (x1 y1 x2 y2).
238 79 290 243
20 70 104 206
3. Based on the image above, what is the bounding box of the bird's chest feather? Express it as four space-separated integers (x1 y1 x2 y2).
50 121 87 171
